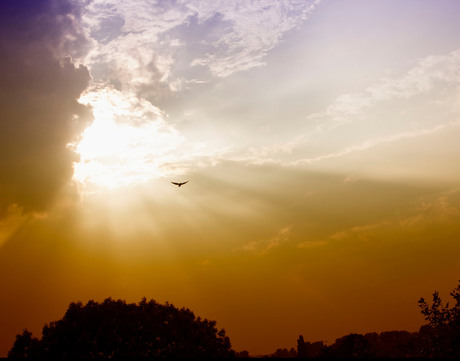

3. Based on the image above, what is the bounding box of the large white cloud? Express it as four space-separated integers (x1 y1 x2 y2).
81 0 321 91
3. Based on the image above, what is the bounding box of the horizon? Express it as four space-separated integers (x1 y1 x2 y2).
1 0 460 356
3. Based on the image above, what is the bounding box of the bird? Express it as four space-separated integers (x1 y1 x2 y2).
171 180 189 187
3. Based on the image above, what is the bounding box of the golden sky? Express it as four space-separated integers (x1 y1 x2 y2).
1 0 460 356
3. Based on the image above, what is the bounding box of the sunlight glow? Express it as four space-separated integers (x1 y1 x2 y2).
71 87 186 191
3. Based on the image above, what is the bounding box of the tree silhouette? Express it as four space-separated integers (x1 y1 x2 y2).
322 333 371 358
297 335 324 358
8 330 40 358
418 280 460 357
292 282 460 358
8 298 234 358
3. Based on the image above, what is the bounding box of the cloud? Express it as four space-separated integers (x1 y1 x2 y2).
0 0 92 214
188 0 321 77
303 188 460 249
294 122 457 165
309 49 460 132
241 225 292 255
81 0 321 94
402 188 460 228
220 48 460 170
193 48 460 169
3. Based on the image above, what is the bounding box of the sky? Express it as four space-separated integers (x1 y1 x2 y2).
1 0 460 356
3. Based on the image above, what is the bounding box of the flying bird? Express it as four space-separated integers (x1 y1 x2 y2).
171 180 189 187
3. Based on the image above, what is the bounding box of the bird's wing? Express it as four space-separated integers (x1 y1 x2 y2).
182 180 189 185
171 182 180 185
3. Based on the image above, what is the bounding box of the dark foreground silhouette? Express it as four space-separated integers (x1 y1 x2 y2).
294 281 460 358
8 298 233 358
8 282 460 358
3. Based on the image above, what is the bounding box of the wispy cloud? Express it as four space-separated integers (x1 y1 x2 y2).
309 49 460 132
299 188 460 249
216 48 460 168
401 188 460 229
189 0 322 77
241 225 292 255
294 121 458 164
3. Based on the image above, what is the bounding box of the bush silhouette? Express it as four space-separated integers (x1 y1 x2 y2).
8 297 234 358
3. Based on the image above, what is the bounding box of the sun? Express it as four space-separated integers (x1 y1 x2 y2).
70 87 185 192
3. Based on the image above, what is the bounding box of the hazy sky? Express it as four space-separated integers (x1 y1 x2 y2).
1 0 460 356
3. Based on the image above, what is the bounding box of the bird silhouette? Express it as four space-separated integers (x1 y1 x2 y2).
171 180 189 187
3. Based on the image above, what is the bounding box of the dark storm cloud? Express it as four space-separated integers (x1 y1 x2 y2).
0 0 93 213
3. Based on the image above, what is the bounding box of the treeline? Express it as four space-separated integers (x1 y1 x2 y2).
296 326 449 358
261 281 460 358
8 282 460 358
